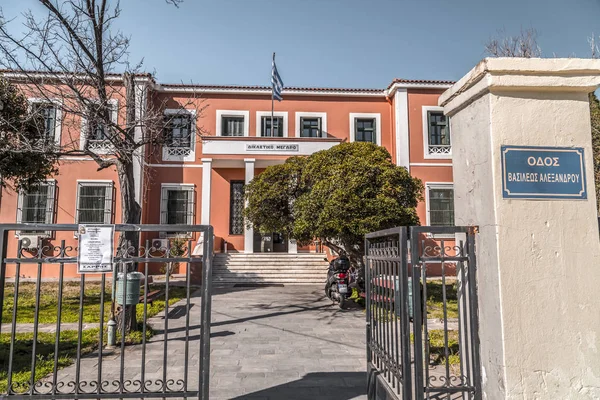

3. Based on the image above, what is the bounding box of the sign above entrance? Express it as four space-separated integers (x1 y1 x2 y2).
245 143 299 152
501 145 587 200
77 224 115 273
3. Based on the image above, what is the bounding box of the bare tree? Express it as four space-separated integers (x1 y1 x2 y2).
0 0 205 332
484 28 542 58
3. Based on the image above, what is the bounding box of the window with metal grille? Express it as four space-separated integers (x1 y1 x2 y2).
76 182 113 224
427 111 451 155
160 185 194 237
261 116 284 137
230 181 245 235
31 103 57 141
85 102 117 149
428 186 454 226
222 116 245 136
300 117 321 138
355 118 376 143
165 114 192 148
16 181 56 235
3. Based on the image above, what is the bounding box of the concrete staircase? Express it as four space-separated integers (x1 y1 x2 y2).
212 253 329 285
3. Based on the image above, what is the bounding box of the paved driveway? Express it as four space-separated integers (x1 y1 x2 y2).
49 285 367 400
210 285 367 400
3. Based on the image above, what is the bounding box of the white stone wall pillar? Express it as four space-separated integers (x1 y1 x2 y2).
201 158 212 225
244 159 255 253
439 58 600 400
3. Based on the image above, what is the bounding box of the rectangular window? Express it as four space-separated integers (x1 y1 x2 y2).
427 111 451 155
16 181 56 234
86 102 116 145
300 117 321 138
222 116 245 136
355 118 376 143
429 186 454 226
230 181 245 235
76 182 113 224
165 114 192 148
31 103 57 141
160 185 194 237
261 116 284 137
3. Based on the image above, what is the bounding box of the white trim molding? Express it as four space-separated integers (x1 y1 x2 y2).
295 112 328 138
216 110 250 137
79 98 118 154
162 108 197 162
256 111 289 137
201 159 212 226
394 89 409 169
422 106 451 160
27 98 63 146
410 162 453 167
349 113 382 145
425 182 454 226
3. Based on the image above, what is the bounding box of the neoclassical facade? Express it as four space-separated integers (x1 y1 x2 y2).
0 73 454 276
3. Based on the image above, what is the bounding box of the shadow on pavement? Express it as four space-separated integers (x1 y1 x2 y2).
230 372 366 400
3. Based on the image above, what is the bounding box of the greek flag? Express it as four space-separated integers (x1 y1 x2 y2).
271 53 284 101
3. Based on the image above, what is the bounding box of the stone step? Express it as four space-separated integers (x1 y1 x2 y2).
213 267 327 271
213 272 327 277
213 262 328 267
213 277 326 284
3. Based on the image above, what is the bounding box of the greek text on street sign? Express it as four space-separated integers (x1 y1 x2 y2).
77 224 114 273
501 145 587 200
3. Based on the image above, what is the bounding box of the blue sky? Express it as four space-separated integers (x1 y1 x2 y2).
3 0 600 88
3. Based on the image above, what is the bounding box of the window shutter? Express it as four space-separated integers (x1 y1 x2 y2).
104 184 114 224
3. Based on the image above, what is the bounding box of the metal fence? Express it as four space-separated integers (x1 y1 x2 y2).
365 226 481 400
0 223 213 400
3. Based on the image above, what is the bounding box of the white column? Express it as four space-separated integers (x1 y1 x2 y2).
201 158 212 225
244 159 255 253
288 238 297 254
133 82 147 205
440 58 600 400
394 88 410 170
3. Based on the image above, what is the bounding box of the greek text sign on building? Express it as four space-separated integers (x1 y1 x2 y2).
501 145 587 200
245 143 299 152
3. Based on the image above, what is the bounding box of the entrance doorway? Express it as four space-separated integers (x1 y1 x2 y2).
253 231 288 252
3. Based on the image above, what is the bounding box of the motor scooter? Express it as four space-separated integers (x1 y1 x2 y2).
324 255 351 309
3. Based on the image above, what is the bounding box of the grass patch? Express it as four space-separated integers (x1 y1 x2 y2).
0 327 152 394
428 329 459 366
425 280 458 320
2 282 188 324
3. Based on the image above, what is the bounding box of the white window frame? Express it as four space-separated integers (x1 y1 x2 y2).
295 112 328 138
75 180 114 225
216 110 250 137
256 111 288 137
16 179 56 237
425 183 455 237
162 108 197 162
422 106 451 159
79 98 119 154
349 113 381 145
28 98 62 145
160 183 195 238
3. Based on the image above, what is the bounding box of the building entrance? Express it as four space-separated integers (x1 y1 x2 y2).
253 231 288 252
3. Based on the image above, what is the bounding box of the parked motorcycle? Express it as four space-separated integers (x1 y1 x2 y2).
325 255 351 309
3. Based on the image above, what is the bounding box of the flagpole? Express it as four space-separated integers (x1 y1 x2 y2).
271 52 275 137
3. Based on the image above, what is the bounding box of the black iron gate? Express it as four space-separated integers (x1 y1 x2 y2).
365 226 481 400
0 223 213 399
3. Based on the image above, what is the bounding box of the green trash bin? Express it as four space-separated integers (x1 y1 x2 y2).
115 272 144 305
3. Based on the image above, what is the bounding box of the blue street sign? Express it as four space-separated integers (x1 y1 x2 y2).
501 145 587 200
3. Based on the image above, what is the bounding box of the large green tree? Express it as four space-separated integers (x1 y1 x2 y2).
590 92 600 211
0 76 59 190
244 142 423 265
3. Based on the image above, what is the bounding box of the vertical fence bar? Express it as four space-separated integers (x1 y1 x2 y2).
467 231 482 400
365 237 372 366
52 254 65 396
385 254 391 383
120 260 127 395
199 227 214 400
75 273 86 395
97 273 106 396
457 249 470 389
184 240 192 393
392 245 400 394
163 252 171 396
399 228 412 400
411 232 424 400
29 250 43 394
0 228 7 338
6 241 22 395
141 240 150 394
440 241 451 397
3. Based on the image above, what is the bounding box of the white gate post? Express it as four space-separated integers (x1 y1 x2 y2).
440 58 600 400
